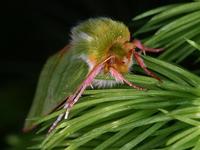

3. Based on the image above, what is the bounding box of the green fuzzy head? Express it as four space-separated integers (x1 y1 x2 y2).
71 17 130 62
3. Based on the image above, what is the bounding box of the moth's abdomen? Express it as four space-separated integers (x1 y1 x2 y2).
71 18 130 63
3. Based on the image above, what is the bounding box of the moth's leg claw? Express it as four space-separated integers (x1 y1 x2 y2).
48 113 64 134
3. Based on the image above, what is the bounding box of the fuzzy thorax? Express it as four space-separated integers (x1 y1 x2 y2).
71 17 131 72
71 18 135 86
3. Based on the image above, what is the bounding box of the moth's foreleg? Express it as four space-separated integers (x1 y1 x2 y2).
63 56 114 113
132 39 164 54
109 67 144 90
48 56 113 133
133 51 161 81
131 39 163 81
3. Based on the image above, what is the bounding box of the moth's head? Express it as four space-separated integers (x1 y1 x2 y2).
105 42 135 73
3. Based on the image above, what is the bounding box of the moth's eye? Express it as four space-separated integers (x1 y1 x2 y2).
135 48 140 52
122 57 128 64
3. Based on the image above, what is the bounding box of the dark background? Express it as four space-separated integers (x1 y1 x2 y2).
1 0 186 149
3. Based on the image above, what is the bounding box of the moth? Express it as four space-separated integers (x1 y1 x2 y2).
24 17 163 133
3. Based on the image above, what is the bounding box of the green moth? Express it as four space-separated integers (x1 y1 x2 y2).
24 17 163 132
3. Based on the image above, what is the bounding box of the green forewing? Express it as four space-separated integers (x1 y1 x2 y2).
24 47 88 130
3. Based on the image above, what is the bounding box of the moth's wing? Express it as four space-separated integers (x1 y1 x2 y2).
24 47 88 131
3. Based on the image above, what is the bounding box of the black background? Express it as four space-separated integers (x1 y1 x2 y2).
0 0 186 148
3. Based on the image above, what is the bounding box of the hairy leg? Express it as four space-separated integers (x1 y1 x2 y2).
131 39 162 81
109 67 144 90
133 51 161 81
132 39 164 55
48 56 113 133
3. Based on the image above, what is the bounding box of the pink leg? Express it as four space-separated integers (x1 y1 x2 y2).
133 39 164 54
133 52 161 81
48 56 113 133
109 67 144 90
